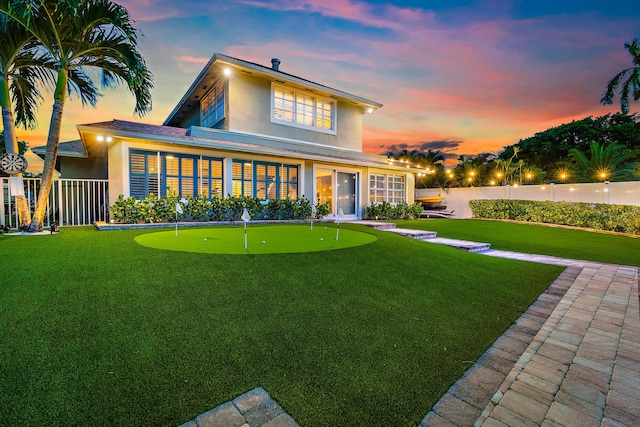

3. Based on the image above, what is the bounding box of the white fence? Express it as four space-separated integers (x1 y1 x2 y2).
416 181 640 219
1 178 109 229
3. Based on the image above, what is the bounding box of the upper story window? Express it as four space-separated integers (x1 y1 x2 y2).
272 84 336 134
201 81 225 127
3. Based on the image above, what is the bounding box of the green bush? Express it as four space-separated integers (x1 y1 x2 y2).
365 201 423 220
314 200 331 219
469 199 640 235
109 195 323 223
183 194 212 221
220 196 264 221
108 195 138 223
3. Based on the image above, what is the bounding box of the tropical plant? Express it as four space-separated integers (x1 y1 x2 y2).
451 153 495 187
567 142 639 182
1 0 153 231
501 113 640 174
601 39 640 114
0 14 51 227
492 147 521 186
386 148 446 188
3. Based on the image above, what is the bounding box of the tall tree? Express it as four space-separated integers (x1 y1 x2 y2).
501 113 640 173
0 14 49 227
601 39 640 114
1 0 153 231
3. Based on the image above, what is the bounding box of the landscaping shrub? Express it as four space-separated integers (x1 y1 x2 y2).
365 201 423 220
469 199 640 234
314 200 331 219
182 194 212 221
109 195 326 223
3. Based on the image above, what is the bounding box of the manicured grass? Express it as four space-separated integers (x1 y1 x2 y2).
398 219 640 267
135 224 376 254
0 224 563 426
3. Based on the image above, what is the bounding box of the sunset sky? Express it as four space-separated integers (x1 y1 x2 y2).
13 0 640 168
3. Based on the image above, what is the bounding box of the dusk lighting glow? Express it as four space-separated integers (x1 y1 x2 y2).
12 1 639 162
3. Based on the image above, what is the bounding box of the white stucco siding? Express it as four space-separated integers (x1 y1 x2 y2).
107 141 125 203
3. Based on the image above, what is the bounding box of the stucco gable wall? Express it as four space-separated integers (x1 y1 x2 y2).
227 73 362 152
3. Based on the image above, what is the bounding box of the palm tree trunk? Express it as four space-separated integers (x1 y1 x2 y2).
29 98 64 231
1 80 32 228
29 69 68 232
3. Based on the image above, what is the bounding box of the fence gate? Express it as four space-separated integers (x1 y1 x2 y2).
1 178 109 229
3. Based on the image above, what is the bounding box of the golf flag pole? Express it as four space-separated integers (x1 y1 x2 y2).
175 202 183 236
336 207 344 241
241 208 251 249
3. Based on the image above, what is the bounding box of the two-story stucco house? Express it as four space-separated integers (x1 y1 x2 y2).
35 54 420 219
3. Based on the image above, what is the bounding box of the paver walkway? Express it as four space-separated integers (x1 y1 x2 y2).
178 387 299 427
178 222 639 427
413 238 639 426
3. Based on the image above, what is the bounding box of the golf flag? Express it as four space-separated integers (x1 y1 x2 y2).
336 207 344 240
241 208 251 249
241 208 251 223
175 202 183 236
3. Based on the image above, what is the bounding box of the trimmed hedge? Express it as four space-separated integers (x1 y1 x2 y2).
469 199 640 235
365 201 423 220
109 194 329 224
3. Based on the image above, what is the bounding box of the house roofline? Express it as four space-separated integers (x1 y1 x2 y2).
31 141 88 159
76 122 420 172
163 53 383 126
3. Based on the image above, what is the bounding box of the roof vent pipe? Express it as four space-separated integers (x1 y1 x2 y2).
271 58 281 71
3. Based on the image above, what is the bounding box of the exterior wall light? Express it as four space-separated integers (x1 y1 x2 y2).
224 68 231 76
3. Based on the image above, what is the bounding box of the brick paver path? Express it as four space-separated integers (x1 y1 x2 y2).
178 387 299 427
422 248 640 427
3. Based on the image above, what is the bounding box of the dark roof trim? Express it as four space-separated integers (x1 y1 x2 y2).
31 140 88 159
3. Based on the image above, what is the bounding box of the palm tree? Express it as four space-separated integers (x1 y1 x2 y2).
0 14 50 228
1 0 153 231
601 39 640 114
567 142 639 182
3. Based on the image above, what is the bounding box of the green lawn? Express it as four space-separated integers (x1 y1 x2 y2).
0 224 564 426
399 219 640 267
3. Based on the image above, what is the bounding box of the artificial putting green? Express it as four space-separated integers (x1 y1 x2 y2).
134 224 377 254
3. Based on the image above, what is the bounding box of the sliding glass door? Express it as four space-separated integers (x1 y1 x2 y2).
315 168 359 217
